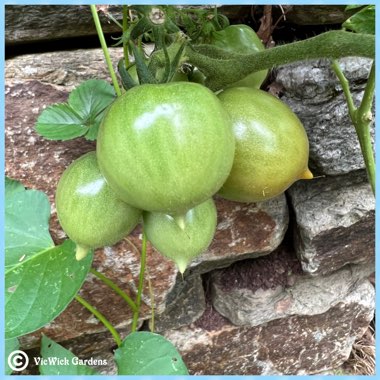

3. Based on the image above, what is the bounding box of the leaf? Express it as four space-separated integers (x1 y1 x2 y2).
345 5 365 11
35 103 89 140
114 332 189 375
343 5 375 35
5 183 54 269
68 79 116 141
39 335 98 375
5 177 24 198
5 240 93 339
5 338 19 375
35 79 116 141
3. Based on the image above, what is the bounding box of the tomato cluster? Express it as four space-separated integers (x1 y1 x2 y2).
55 25 312 273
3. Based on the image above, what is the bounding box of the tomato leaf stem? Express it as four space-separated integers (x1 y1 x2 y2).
332 60 375 195
89 268 138 312
75 294 122 347
131 231 148 332
122 5 130 69
90 5 122 97
186 30 374 91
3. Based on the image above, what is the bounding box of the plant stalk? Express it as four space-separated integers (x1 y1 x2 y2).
90 5 122 96
75 294 122 347
90 268 137 312
332 60 375 195
122 5 130 69
131 231 148 332
186 30 375 91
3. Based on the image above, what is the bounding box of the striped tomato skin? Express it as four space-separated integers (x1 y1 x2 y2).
55 152 141 252
97 82 235 215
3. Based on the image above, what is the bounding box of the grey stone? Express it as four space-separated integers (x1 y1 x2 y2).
164 280 374 375
275 58 375 175
288 171 375 275
282 5 356 25
153 275 206 333
5 5 123 45
210 248 374 326
6 48 123 90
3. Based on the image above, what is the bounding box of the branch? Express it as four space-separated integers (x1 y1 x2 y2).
186 30 375 91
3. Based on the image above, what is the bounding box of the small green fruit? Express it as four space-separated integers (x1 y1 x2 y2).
56 152 141 260
143 199 217 274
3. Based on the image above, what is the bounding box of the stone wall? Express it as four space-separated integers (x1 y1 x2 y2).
5 5 375 376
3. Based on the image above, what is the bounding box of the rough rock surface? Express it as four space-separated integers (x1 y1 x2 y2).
164 280 375 375
189 195 288 274
6 76 287 344
276 58 375 175
153 275 206 333
5 5 123 45
287 170 375 275
282 5 356 25
6 48 124 90
210 246 374 326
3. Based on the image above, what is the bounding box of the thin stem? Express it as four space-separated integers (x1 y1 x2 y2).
331 60 356 120
122 5 130 69
90 5 122 97
358 62 375 119
332 59 375 195
75 295 122 347
90 268 137 312
131 231 148 332
146 266 155 332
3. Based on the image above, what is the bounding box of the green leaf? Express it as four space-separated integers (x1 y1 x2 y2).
5 184 54 269
343 5 375 35
5 177 24 198
35 79 116 141
345 5 365 11
5 240 93 339
5 338 19 375
39 335 98 375
114 332 189 375
68 79 116 140
35 103 88 140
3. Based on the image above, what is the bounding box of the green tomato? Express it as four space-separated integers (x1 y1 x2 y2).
143 199 217 274
209 24 268 89
97 82 235 217
218 87 313 202
55 152 141 260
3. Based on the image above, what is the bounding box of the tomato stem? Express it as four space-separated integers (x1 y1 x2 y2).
75 294 122 347
90 5 122 97
131 230 148 332
186 30 374 92
89 268 137 312
332 60 375 195
122 5 130 69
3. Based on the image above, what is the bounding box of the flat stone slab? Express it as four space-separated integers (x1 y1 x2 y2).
287 171 375 275
164 279 374 375
210 245 374 326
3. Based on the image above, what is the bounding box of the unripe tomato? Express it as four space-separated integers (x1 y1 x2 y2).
209 24 268 89
55 152 141 260
143 199 217 274
218 87 313 202
97 82 235 217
